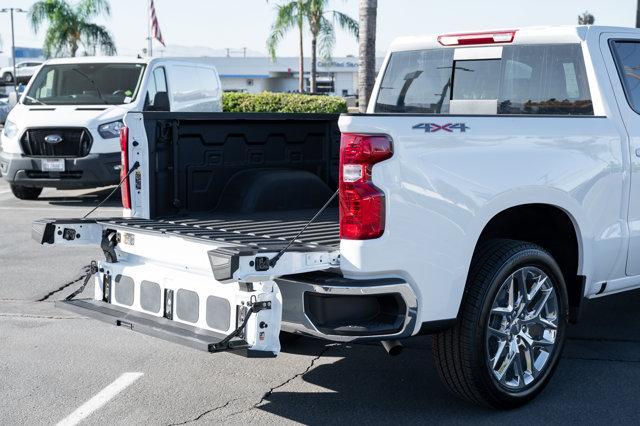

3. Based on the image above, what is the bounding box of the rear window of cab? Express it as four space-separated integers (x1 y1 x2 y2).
374 44 593 115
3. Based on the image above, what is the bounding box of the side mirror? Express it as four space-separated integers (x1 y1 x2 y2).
8 91 18 108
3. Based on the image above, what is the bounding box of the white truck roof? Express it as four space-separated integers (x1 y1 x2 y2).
389 25 640 52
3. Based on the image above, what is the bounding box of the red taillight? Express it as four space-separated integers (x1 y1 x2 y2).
339 133 393 240
437 30 517 46
119 126 131 209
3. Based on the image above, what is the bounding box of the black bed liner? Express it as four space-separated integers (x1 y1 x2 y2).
144 112 340 218
99 208 339 248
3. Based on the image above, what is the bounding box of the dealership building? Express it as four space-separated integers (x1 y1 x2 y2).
207 56 363 96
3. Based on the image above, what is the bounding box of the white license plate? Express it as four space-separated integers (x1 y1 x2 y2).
41 159 65 172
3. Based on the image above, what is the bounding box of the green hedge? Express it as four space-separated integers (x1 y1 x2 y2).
222 92 347 113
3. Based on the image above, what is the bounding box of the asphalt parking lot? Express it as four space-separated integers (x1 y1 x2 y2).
2 178 640 424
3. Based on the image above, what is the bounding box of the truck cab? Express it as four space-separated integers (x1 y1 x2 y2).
1 56 222 199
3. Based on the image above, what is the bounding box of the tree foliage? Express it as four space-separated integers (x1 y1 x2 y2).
307 0 358 92
578 10 595 25
223 92 347 113
267 0 308 91
308 0 358 62
267 0 358 93
29 0 116 57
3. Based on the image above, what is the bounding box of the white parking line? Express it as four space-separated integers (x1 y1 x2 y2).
56 372 143 426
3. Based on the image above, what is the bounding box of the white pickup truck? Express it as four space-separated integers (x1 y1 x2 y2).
33 25 640 408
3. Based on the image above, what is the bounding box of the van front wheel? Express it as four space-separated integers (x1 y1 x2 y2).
10 185 43 200
432 239 568 408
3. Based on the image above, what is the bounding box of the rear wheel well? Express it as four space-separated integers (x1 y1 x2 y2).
473 204 584 322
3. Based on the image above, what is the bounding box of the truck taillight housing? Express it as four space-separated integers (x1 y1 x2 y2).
339 133 393 240
119 126 131 210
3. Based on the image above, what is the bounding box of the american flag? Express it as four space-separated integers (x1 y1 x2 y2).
150 0 165 46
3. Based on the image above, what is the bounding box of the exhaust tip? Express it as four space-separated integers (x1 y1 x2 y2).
381 339 403 356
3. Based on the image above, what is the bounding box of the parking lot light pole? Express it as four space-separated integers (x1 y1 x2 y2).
0 7 27 91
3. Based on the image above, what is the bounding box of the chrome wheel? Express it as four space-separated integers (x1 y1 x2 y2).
485 266 559 391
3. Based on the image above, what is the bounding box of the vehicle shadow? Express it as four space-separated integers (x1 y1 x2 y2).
43 186 121 208
270 290 640 424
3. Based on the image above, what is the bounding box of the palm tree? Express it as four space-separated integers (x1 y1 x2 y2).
358 0 377 112
307 0 358 93
267 0 309 92
29 0 116 58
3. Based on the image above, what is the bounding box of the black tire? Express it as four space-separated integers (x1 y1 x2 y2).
432 239 568 408
2 72 13 84
10 185 43 200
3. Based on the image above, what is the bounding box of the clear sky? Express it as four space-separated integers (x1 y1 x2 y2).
0 0 637 57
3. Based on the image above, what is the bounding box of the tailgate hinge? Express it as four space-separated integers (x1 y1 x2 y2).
208 300 272 352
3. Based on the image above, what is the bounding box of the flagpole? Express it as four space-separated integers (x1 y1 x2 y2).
147 0 153 57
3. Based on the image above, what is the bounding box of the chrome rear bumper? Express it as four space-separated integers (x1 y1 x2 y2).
276 272 418 342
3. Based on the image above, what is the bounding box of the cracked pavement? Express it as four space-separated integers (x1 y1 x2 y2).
2 181 640 424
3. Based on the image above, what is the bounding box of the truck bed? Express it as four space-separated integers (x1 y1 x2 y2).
99 208 339 249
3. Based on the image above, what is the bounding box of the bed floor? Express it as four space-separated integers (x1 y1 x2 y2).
98 208 339 249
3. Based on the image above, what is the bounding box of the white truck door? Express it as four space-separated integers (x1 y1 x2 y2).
603 34 640 276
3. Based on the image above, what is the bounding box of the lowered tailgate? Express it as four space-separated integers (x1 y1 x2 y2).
32 212 339 356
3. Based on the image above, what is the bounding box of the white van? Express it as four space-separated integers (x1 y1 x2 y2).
0 56 222 199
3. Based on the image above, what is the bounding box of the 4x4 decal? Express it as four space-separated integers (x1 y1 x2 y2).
413 123 469 133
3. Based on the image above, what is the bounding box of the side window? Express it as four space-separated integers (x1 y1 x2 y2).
498 44 593 115
35 69 55 98
167 66 221 112
611 41 640 114
154 67 168 92
145 67 169 111
374 49 454 113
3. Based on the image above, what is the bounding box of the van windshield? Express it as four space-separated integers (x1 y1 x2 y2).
24 63 146 106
